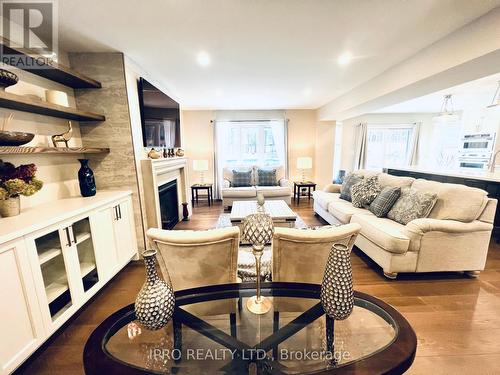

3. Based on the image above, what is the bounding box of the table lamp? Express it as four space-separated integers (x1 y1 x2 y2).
193 160 208 184
297 157 312 182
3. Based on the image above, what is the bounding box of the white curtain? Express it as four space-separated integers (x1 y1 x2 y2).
353 123 368 170
409 122 421 166
270 119 287 169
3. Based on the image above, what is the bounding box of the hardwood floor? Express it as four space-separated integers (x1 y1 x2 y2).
16 199 500 374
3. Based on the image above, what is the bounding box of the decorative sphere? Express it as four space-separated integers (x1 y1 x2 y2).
242 212 274 246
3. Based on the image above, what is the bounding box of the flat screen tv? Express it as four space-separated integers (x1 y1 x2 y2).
138 78 181 148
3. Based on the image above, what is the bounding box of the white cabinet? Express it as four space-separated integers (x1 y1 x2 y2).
0 191 138 373
0 240 44 375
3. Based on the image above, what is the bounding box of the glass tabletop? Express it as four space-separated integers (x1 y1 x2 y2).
85 283 416 375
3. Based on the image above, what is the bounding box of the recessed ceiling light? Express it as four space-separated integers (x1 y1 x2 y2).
197 51 211 67
337 52 352 66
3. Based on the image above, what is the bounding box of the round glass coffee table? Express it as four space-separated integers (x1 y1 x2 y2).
84 282 416 374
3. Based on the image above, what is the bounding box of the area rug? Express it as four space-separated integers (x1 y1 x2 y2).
214 213 308 281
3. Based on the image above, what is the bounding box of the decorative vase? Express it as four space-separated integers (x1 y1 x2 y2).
182 202 189 221
320 243 354 320
148 148 161 159
0 195 20 217
78 159 96 197
0 69 18 90
135 249 175 330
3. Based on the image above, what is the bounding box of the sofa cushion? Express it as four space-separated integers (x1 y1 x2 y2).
340 173 364 201
387 188 437 225
313 190 341 210
221 186 256 198
411 179 488 222
327 199 374 224
232 170 252 187
257 168 278 186
256 186 291 198
351 214 410 254
351 175 381 208
377 173 415 189
369 186 401 217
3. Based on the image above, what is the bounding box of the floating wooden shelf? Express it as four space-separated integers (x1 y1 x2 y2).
0 37 102 89
0 146 110 155
0 91 105 122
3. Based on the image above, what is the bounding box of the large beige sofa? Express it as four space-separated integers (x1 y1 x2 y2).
313 170 497 279
221 166 292 208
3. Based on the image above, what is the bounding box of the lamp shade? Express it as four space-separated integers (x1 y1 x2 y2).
193 160 208 171
297 157 312 170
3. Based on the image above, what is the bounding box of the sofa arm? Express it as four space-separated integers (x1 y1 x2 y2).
323 184 342 193
223 179 231 188
279 178 291 188
405 218 492 235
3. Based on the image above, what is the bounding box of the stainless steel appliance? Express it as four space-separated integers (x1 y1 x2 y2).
460 133 496 153
458 133 496 170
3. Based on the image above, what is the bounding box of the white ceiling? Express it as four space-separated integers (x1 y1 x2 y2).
373 73 500 113
56 0 500 109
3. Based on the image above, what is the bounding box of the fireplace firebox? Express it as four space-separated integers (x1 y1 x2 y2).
158 180 179 230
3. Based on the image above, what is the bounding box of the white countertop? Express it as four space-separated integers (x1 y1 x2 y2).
387 166 500 182
0 190 132 245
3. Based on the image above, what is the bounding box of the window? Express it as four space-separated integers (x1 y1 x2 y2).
218 121 285 168
365 125 415 170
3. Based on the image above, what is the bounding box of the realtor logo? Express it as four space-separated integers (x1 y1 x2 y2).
0 0 58 67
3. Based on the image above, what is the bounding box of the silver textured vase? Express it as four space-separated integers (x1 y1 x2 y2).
135 249 175 330
0 195 20 217
320 243 354 320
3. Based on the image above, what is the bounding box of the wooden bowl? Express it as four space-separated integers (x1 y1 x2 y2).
0 131 35 146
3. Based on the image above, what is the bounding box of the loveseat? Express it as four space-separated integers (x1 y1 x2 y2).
221 166 292 208
313 170 497 279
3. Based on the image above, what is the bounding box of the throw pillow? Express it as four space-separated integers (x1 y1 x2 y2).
257 168 277 186
387 188 438 225
339 173 364 202
369 186 401 217
232 170 252 187
351 176 382 208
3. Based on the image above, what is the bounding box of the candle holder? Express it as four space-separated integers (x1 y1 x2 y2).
242 210 274 314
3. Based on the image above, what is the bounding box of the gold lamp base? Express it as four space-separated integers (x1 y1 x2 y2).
246 295 272 315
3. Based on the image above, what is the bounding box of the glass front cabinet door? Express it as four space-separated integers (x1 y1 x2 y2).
26 215 102 330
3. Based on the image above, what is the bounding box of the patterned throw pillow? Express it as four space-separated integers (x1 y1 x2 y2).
369 187 401 217
387 188 438 225
257 169 277 186
232 170 252 187
339 173 364 202
351 176 382 208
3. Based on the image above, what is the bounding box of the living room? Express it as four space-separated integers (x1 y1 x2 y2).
1 1 500 374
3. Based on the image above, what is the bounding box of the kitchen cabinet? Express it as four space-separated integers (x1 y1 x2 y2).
0 240 45 375
0 191 137 373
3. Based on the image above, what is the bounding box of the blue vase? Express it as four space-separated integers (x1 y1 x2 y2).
78 159 96 197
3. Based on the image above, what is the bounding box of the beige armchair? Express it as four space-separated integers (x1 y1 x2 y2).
270 223 361 358
146 226 240 338
272 223 362 284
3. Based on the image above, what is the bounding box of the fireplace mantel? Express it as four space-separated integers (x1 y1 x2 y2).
141 157 191 233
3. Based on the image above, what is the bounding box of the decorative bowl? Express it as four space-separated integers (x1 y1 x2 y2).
0 69 19 90
0 131 35 146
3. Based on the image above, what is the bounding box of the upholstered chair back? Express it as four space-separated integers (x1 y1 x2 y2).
272 223 361 284
147 226 240 290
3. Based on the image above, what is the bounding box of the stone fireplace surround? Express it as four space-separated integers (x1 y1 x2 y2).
141 157 191 236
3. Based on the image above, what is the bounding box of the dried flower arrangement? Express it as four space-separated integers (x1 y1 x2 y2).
0 160 43 202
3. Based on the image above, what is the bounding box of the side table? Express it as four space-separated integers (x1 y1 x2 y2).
293 181 316 204
191 184 213 206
